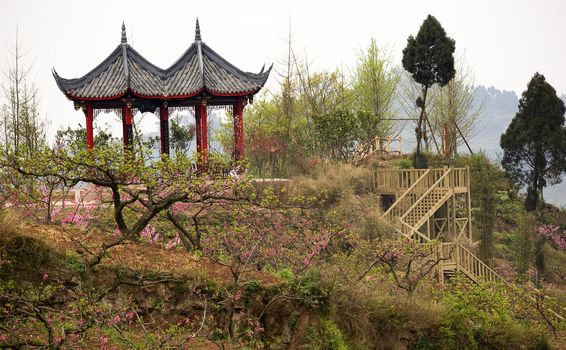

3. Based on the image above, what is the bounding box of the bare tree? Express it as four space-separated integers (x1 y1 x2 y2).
398 71 437 152
1 29 47 157
430 58 483 158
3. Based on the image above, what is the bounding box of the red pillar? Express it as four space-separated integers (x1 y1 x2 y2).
195 105 202 155
160 102 170 155
200 100 208 163
85 102 94 150
233 97 244 160
123 104 133 148
121 107 128 147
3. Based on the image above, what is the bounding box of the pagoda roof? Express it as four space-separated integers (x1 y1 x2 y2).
53 20 271 102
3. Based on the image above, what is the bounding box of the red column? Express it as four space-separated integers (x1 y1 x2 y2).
195 105 202 155
121 107 128 147
233 97 244 160
85 102 94 150
160 102 170 155
123 104 133 148
200 100 208 163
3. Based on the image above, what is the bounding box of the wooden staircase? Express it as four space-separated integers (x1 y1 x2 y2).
376 167 565 322
381 168 455 242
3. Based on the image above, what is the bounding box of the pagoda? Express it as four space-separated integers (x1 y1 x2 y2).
53 20 271 161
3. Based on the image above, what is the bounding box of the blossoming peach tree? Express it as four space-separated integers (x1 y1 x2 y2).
0 139 348 347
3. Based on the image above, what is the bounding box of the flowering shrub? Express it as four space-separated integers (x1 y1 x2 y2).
536 224 566 250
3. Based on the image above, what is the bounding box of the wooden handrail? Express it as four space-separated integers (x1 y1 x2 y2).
381 169 431 219
401 169 451 221
441 242 565 322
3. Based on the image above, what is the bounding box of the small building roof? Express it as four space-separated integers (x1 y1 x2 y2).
53 20 271 102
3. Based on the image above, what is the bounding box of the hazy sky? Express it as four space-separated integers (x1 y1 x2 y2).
1 0 565 139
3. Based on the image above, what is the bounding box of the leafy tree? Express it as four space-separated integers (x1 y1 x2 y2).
170 116 195 156
469 153 508 264
55 125 113 151
314 109 361 160
402 15 456 168
352 39 399 143
500 73 566 211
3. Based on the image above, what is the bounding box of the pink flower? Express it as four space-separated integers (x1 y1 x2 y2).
0 334 7 342
42 273 49 281
99 336 108 349
112 315 121 324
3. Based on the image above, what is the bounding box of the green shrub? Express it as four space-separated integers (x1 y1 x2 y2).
294 270 332 310
65 252 86 275
303 318 348 350
398 158 412 169
244 280 262 294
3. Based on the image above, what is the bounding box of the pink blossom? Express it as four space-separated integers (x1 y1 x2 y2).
112 315 121 324
99 336 109 350
42 273 49 281
537 224 566 250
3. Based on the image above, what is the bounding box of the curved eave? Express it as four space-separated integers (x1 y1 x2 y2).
201 42 271 85
53 38 272 101
53 46 123 93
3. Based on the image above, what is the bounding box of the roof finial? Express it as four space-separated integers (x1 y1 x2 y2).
195 18 201 41
121 22 127 45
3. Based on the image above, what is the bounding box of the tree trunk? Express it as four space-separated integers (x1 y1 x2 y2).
413 87 429 168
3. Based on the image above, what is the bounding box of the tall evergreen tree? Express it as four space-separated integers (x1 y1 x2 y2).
402 15 455 168
500 73 566 211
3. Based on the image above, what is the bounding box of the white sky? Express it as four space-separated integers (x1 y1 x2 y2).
1 0 565 140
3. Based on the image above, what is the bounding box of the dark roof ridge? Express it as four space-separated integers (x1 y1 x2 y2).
52 46 123 91
201 42 270 84
160 43 198 77
197 41 205 88
126 45 169 78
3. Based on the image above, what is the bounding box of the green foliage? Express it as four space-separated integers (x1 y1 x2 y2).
65 252 86 275
500 72 566 211
397 158 413 169
293 270 331 310
216 38 401 177
402 14 456 167
468 153 508 263
402 15 456 89
244 280 262 294
441 279 549 350
353 39 400 140
169 117 195 156
313 109 361 160
303 318 348 350
56 125 113 150
514 212 536 276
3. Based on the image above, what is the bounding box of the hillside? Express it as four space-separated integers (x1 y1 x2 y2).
1 159 565 349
